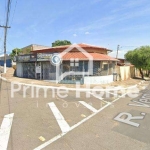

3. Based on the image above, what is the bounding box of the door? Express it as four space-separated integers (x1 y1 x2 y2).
42 62 50 80
23 63 35 79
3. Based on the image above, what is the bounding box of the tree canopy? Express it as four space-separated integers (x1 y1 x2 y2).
125 46 150 78
52 40 71 47
10 48 22 60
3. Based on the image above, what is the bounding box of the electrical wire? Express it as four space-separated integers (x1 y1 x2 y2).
10 0 18 25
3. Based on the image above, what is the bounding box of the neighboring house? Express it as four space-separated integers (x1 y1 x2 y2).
117 58 131 66
0 54 12 67
21 44 51 54
16 43 118 84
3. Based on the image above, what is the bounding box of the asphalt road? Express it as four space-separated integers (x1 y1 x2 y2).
0 79 150 150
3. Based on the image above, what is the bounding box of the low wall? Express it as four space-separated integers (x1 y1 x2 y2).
84 75 113 84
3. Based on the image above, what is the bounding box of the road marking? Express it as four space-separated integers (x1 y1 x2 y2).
34 103 110 150
79 101 98 113
106 91 118 96
128 100 150 108
34 83 148 150
88 92 111 104
48 102 70 133
34 90 131 150
128 93 150 108
112 92 128 103
114 112 145 127
0 113 14 150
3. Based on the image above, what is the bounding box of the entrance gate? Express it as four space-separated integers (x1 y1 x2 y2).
23 63 35 79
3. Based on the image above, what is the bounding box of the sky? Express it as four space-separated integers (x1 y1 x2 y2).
0 0 150 58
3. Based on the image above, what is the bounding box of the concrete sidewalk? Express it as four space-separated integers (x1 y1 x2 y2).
1 67 145 88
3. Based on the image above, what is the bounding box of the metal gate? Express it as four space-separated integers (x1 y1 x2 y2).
42 62 50 80
23 63 28 78
49 63 56 80
23 63 35 79
28 63 35 79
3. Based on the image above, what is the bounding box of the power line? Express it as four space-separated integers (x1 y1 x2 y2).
120 46 139 49
8 0 12 24
10 0 18 25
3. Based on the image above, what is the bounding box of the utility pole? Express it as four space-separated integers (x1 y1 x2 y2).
116 45 120 59
114 45 120 75
0 0 11 73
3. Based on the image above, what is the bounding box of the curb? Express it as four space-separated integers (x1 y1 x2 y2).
0 75 145 92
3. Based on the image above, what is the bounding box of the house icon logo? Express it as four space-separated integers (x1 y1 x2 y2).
50 43 93 83
50 54 61 66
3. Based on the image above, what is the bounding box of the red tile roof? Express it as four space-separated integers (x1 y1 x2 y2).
50 43 110 49
32 43 112 52
61 52 117 61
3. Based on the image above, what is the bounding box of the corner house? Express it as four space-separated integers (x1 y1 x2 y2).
15 43 118 84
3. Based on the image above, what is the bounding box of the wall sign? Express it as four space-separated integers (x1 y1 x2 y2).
37 53 53 61
16 53 59 62
17 54 37 62
18 55 30 62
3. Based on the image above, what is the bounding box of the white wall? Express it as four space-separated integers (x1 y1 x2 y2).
84 75 113 84
16 63 23 77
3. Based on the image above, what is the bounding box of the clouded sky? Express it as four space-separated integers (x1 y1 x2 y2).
0 0 150 58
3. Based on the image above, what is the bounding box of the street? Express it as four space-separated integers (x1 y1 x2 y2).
0 78 150 150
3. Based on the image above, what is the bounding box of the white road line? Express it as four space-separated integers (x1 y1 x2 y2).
88 92 104 100
0 113 14 150
88 92 111 104
34 92 129 150
33 83 146 150
112 92 128 103
105 91 118 96
79 101 98 113
48 102 70 133
34 103 110 150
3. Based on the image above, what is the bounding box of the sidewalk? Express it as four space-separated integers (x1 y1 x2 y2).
1 67 145 88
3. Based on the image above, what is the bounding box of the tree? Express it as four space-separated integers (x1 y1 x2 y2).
10 48 22 60
125 46 150 79
52 40 71 47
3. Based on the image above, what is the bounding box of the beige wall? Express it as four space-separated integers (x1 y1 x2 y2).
21 45 32 54
22 45 50 54
116 66 135 81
